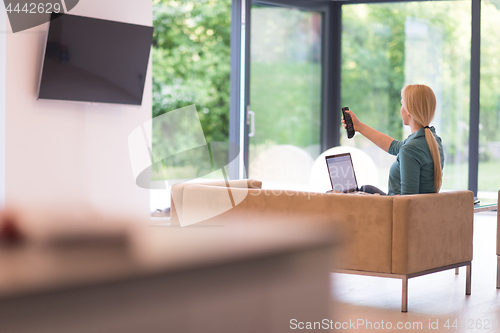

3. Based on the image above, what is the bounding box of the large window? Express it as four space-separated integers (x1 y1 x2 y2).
151 0 499 208
151 0 231 210
479 0 500 204
341 1 471 192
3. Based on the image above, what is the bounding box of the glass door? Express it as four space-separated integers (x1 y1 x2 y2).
248 3 323 190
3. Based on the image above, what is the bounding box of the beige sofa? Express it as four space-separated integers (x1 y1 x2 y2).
170 180 474 312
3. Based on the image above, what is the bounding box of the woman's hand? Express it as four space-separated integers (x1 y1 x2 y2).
341 108 395 152
342 109 362 132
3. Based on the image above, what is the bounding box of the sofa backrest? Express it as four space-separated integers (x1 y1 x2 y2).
170 183 474 275
175 185 395 273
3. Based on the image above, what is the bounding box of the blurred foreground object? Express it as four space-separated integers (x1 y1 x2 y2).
0 204 134 248
0 210 24 244
0 213 336 332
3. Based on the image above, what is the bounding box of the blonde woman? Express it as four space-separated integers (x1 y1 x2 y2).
342 84 444 195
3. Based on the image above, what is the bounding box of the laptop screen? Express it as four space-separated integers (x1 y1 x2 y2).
325 153 358 193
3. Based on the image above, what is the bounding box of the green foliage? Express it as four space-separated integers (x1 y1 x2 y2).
250 63 321 149
248 7 322 160
152 0 231 180
342 4 406 140
152 0 231 145
477 0 500 194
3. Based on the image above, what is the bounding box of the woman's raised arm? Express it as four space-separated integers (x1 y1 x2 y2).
342 110 395 153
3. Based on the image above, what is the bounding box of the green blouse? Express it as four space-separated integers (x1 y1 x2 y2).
388 126 444 195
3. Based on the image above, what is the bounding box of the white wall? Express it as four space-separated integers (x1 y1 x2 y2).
1 7 6 207
5 0 152 220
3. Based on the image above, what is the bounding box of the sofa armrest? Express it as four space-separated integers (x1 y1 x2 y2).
392 191 474 275
170 179 262 226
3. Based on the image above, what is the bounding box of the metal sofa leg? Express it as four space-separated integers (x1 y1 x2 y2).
401 277 408 312
466 264 471 295
455 267 459 275
497 256 500 289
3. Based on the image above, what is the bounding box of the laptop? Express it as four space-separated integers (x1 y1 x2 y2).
325 153 359 193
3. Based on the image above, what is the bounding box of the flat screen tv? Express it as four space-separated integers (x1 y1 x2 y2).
38 13 153 105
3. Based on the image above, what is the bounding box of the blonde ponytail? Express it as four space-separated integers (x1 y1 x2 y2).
401 84 442 192
424 128 442 192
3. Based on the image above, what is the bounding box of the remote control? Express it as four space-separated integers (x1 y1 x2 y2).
342 107 355 139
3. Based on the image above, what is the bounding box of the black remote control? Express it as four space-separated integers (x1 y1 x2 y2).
342 107 355 139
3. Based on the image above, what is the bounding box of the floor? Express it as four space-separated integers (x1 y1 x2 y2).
330 211 500 332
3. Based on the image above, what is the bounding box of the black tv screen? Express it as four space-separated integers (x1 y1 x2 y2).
38 13 153 105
